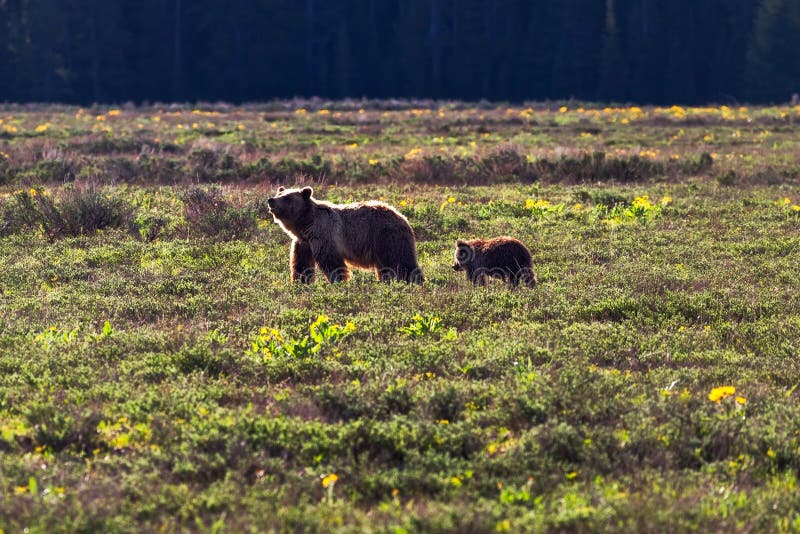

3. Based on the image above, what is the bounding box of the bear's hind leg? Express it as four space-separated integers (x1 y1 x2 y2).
408 266 424 284
375 236 423 284
377 267 397 283
291 240 316 283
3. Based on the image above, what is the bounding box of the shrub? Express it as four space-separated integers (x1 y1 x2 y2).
18 158 76 184
187 145 237 182
179 185 258 240
54 186 133 238
0 185 133 239
481 144 535 182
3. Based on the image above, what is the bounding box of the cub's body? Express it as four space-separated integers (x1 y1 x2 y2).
453 237 537 288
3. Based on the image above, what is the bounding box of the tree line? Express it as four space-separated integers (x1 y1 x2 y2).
0 0 798 105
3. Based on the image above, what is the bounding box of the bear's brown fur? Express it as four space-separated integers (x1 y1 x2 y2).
452 237 537 287
268 186 423 284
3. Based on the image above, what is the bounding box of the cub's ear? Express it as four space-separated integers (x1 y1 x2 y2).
301 187 313 200
277 186 285 193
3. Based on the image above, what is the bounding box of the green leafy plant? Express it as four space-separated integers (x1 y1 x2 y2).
525 198 565 220
399 313 442 338
247 315 355 361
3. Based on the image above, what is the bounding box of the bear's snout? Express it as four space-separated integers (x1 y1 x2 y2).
452 262 462 271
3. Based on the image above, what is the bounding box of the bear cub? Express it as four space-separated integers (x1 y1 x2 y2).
453 237 537 288
268 186 423 284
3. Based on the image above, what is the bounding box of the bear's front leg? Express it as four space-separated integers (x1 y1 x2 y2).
291 240 316 283
311 241 350 283
468 268 488 286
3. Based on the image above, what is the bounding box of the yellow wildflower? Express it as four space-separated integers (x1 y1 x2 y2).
708 386 735 403
632 195 652 209
404 147 422 160
321 473 338 488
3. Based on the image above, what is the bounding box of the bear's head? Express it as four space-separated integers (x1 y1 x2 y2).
452 240 475 271
267 186 314 236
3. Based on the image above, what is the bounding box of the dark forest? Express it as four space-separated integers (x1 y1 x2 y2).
1 0 798 105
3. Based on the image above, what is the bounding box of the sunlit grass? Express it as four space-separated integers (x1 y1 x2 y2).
0 102 799 531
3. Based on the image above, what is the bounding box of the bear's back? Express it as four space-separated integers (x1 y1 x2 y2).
334 201 412 231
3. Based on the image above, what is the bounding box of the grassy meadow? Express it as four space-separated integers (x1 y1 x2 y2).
1 102 800 532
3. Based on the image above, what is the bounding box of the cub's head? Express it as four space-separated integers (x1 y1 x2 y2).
267 186 314 228
452 240 475 271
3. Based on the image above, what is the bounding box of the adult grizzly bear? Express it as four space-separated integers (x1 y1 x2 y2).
267 186 423 284
452 237 537 288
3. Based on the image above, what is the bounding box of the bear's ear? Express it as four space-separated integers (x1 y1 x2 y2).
301 187 313 200
277 186 285 193
456 239 469 248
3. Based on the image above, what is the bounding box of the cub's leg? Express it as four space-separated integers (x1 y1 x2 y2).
519 267 537 288
291 240 316 284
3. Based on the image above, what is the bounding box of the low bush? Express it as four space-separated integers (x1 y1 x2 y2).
0 185 133 239
179 185 258 240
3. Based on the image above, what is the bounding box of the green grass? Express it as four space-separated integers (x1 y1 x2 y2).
1 103 800 532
